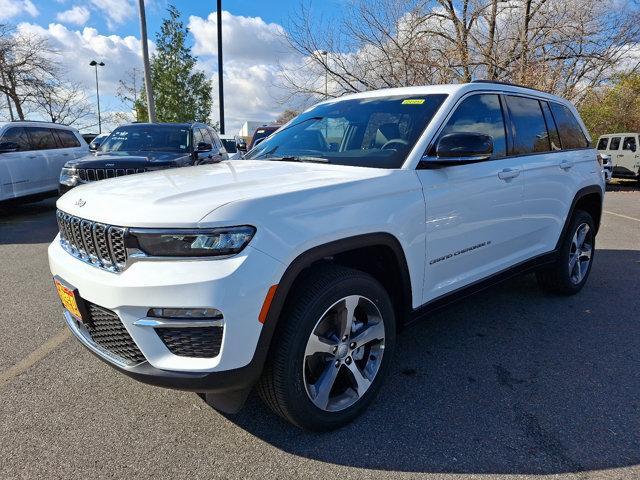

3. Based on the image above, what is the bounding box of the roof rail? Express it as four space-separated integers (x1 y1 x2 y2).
470 79 548 94
10 119 70 126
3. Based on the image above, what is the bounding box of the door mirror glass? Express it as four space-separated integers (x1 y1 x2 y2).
435 132 493 162
237 140 247 152
196 141 212 152
89 141 101 151
0 141 20 153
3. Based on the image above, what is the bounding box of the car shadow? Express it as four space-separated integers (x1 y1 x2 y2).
219 248 640 475
0 197 59 245
606 180 639 192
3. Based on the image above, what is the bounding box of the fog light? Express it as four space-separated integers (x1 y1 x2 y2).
147 308 222 319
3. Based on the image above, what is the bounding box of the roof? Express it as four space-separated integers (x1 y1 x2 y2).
0 120 78 130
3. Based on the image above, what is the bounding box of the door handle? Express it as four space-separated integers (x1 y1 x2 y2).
498 168 520 180
559 160 574 170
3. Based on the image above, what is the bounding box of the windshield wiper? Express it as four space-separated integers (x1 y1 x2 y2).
266 156 330 164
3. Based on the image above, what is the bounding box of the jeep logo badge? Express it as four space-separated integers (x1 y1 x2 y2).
75 198 86 207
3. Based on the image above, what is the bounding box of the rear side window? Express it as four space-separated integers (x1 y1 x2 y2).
28 127 59 150
549 103 589 149
0 127 32 151
609 137 621 150
623 136 637 152
505 96 550 154
540 102 561 151
55 129 81 148
438 94 507 158
596 137 609 150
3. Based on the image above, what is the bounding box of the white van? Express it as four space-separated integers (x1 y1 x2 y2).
596 133 640 181
0 121 88 202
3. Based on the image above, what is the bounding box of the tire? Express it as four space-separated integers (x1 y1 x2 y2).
536 209 596 295
257 265 396 431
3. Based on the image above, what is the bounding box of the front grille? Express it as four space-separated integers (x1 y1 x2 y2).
78 167 145 182
155 327 223 358
57 210 127 272
85 303 145 365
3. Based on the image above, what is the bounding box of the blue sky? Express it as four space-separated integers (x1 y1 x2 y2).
0 0 344 132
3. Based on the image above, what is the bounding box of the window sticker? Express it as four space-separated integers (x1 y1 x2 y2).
402 99 425 105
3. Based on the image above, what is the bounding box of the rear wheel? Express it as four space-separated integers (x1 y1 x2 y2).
536 209 595 295
258 265 395 431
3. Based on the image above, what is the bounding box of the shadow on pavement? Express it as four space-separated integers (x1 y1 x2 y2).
0 197 58 245
606 180 639 192
222 248 640 475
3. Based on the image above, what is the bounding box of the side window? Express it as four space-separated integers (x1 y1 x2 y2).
549 103 589 149
438 94 506 158
596 137 609 151
207 129 219 147
192 128 205 147
622 136 636 152
505 96 551 154
540 102 561 151
55 129 81 148
0 127 32 151
609 137 621 150
28 127 59 150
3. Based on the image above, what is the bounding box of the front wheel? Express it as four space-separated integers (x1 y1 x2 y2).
536 209 596 295
257 265 396 431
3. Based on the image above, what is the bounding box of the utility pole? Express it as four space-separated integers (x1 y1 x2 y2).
133 67 138 121
89 60 104 133
137 0 157 123
217 0 225 134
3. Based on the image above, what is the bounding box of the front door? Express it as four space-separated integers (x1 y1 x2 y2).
416 93 526 303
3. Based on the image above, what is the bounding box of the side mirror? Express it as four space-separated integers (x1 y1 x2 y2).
237 140 247 152
0 141 20 153
196 142 212 152
89 141 101 151
423 132 493 168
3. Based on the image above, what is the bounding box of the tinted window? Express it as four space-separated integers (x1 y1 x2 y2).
221 138 237 153
541 102 561 151
193 128 205 147
609 137 621 150
439 94 506 158
623 136 636 151
28 127 59 150
596 137 609 150
0 127 32 151
55 129 81 148
505 96 550 154
549 103 589 149
245 94 448 168
100 125 190 153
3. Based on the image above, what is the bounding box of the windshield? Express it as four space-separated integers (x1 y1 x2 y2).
245 94 447 168
99 125 190 153
221 138 237 153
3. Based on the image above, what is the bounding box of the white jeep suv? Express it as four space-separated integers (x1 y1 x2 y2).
49 82 604 430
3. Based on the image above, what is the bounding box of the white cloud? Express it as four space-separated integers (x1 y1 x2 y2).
56 6 90 25
0 0 39 20
89 0 135 29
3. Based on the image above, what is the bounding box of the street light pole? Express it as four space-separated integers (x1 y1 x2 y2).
89 60 105 133
137 0 157 123
217 0 225 134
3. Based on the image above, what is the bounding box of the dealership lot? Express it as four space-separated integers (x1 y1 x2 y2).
1 185 639 480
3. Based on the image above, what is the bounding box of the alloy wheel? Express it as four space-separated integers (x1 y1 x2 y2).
568 222 592 285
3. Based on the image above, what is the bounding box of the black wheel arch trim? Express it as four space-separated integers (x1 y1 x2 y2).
555 184 603 251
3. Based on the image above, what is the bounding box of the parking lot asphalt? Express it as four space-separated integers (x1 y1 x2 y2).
1 182 639 480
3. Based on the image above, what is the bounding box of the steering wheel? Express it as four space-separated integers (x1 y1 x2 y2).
381 139 409 150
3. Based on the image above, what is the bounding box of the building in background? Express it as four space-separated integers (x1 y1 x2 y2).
238 120 273 141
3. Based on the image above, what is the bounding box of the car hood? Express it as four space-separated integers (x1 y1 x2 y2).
56 160 391 227
68 150 188 167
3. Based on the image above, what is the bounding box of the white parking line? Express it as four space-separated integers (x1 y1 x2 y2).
0 328 70 388
604 210 640 223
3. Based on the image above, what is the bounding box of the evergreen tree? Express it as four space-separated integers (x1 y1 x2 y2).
139 5 212 123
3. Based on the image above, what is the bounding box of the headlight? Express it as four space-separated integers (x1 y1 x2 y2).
129 226 256 257
59 166 79 186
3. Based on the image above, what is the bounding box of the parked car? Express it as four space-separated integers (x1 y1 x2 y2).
49 81 603 430
248 125 280 150
82 133 98 145
219 134 242 159
89 133 109 151
0 121 88 203
59 122 227 194
596 133 640 182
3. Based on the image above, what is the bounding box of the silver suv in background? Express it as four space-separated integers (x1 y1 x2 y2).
0 121 88 203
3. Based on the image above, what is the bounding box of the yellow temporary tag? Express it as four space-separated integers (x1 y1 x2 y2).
402 99 425 105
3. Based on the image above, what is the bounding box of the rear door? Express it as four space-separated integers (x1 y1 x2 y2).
417 93 526 302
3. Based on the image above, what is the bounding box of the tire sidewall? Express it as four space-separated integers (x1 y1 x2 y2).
559 210 596 293
282 273 396 430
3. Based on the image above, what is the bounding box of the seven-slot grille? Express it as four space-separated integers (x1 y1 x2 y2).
77 167 145 182
84 303 146 365
57 210 128 272
155 326 224 358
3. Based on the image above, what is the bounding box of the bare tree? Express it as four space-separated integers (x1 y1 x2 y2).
276 109 300 124
280 0 640 104
32 81 95 128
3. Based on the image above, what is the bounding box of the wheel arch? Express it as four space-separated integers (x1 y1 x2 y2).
555 185 603 251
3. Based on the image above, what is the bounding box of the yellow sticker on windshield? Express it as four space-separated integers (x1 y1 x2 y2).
402 99 425 105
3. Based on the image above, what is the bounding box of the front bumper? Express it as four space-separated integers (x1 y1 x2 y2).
48 237 284 392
